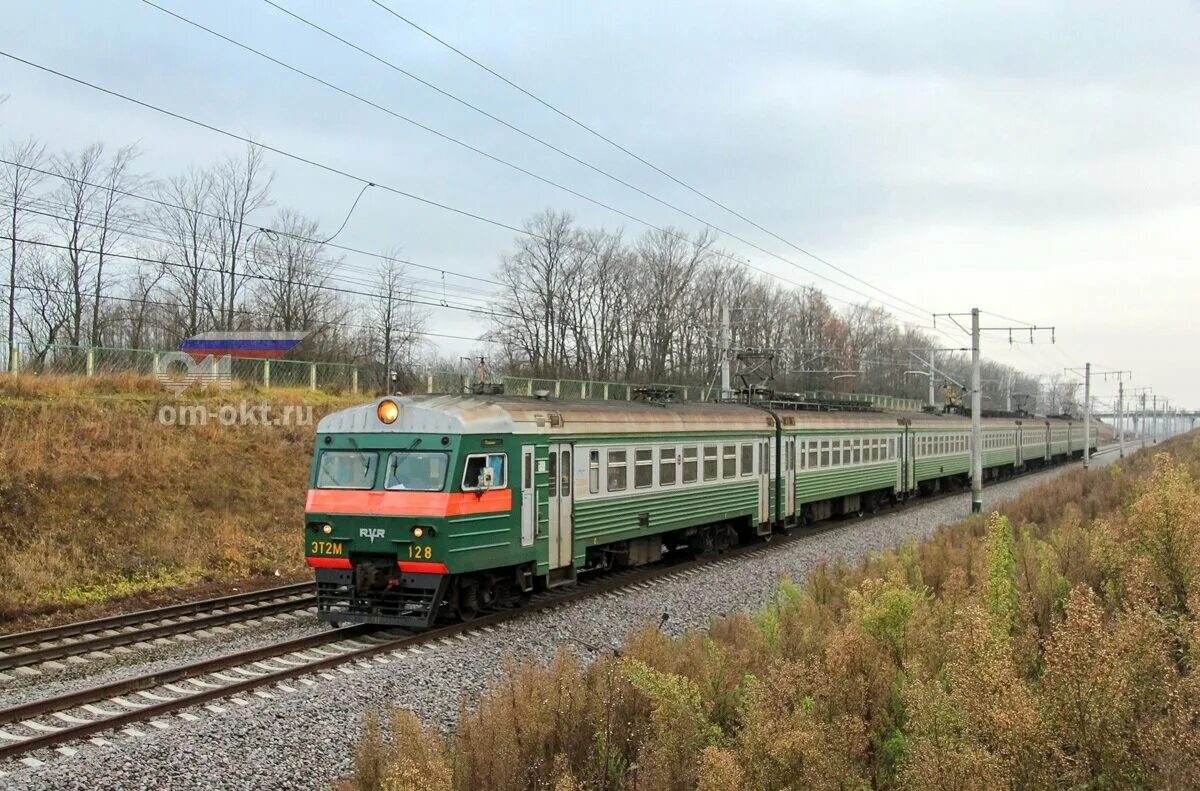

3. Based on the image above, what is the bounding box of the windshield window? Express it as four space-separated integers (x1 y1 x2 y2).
317 451 378 489
385 452 449 491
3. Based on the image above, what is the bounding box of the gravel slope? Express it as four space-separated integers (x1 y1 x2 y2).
4 453 1118 790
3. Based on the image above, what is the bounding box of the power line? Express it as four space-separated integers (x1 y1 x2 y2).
0 48 880 319
0 156 502 289
0 197 498 313
363 0 934 318
1 279 484 344
245 0 931 322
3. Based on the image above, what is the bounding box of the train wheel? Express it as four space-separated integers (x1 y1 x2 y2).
454 579 481 621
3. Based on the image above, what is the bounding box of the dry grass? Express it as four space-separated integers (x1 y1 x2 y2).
346 433 1200 791
0 373 361 620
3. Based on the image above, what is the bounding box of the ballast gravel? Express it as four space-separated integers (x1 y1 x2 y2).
4 454 1119 790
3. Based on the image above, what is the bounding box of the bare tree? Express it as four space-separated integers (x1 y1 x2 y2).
252 210 339 331
1 137 46 368
155 169 213 339
17 250 71 363
51 144 104 346
636 226 715 381
374 251 426 390
210 144 272 330
90 143 142 346
493 210 575 375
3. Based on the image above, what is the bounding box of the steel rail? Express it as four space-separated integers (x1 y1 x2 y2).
0 595 317 673
0 582 314 653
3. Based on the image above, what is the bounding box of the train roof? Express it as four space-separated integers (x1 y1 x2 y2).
317 394 1088 437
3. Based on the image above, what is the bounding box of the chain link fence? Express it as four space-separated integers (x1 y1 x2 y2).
3 341 924 410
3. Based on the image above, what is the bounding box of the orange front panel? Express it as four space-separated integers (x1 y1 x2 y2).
305 488 512 517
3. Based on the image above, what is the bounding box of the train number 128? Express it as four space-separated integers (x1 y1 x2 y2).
407 545 433 560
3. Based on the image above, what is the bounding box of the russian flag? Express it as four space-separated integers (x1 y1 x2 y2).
179 331 309 361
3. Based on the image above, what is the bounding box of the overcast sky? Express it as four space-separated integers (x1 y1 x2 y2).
2 1 1197 410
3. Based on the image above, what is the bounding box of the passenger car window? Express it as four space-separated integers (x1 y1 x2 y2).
589 450 600 494
607 449 627 491
463 453 506 490
634 448 653 489
385 452 448 491
703 445 718 481
317 451 377 489
741 443 754 476
722 445 736 479
682 447 698 483
659 447 677 486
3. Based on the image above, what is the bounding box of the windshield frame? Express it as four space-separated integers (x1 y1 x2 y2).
315 450 379 490
384 451 450 492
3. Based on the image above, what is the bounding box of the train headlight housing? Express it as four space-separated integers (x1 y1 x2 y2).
411 525 425 539
321 523 333 536
377 399 399 424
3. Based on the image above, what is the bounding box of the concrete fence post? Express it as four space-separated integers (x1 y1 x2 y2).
85 348 95 377
426 373 434 394
581 381 587 400
152 352 160 376
554 380 561 398
351 368 359 394
626 385 632 400
603 383 609 400
309 363 317 391
263 359 271 388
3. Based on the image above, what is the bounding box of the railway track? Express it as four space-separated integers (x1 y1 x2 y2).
0 583 316 678
0 448 1119 770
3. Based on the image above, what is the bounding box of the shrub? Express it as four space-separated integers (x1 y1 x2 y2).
348 435 1200 790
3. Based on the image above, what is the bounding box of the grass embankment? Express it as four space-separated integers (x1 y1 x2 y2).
350 435 1200 791
0 374 363 624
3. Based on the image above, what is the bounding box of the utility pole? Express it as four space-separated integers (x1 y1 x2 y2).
1004 372 1013 413
928 348 936 408
934 309 1053 515
1139 391 1148 448
970 309 982 513
719 305 731 401
1153 395 1158 443
1083 363 1091 468
1117 379 1124 458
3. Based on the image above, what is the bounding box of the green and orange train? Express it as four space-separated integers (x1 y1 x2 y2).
304 393 1097 628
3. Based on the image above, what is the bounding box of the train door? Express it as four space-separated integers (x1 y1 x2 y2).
546 443 574 573
784 436 796 524
757 437 771 532
1016 425 1024 466
1043 423 1051 460
520 445 536 547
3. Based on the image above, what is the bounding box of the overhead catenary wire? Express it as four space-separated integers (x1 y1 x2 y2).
0 197 500 313
0 156 502 289
0 48 887 320
0 279 484 345
362 0 934 318
238 0 932 323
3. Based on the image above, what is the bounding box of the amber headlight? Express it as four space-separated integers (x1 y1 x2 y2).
321 523 333 535
411 526 425 539
377 399 399 424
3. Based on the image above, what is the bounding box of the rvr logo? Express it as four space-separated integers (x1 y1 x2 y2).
359 528 385 543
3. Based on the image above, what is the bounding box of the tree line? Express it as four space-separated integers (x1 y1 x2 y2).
490 210 1080 413
3 133 1080 413
2 136 425 387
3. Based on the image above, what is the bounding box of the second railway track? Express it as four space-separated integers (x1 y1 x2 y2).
0 582 317 677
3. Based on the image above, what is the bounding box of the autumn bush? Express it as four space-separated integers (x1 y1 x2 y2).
347 435 1200 791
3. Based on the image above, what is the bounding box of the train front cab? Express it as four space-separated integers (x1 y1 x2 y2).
304 402 532 629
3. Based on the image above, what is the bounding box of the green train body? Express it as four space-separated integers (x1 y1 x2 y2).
305 395 1098 628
